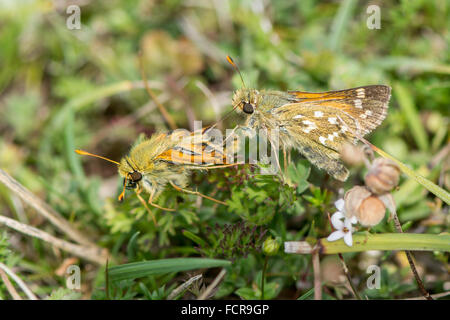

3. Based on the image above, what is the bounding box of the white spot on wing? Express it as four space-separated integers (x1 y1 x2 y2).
314 111 323 117
319 136 327 145
293 115 304 119
328 117 337 124
354 99 363 108
356 88 365 98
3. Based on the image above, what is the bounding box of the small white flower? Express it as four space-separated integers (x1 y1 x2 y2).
327 199 358 247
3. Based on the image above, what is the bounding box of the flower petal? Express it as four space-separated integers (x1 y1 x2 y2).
344 217 355 229
327 231 344 242
331 212 344 230
344 232 353 247
334 199 345 212
349 216 358 224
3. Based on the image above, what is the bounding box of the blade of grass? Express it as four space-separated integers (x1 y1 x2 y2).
328 0 356 52
126 231 140 261
297 287 314 300
371 57 450 75
393 82 429 151
108 258 231 281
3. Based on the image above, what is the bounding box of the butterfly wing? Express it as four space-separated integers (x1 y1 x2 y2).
286 85 390 137
156 127 229 166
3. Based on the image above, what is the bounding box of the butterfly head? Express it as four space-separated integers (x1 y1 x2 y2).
232 88 260 115
117 156 144 200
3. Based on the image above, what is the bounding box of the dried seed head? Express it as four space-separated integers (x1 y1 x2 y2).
340 143 365 166
344 186 371 219
365 158 401 195
357 196 386 227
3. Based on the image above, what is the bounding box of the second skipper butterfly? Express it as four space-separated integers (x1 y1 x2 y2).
227 56 390 181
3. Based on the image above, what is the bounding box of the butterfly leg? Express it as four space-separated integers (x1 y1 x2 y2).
267 136 285 182
147 189 175 212
169 181 227 205
283 145 287 176
134 188 158 225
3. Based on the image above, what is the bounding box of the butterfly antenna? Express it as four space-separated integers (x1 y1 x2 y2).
226 55 246 89
75 149 120 165
209 104 240 130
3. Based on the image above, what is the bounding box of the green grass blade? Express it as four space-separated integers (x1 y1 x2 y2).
393 82 429 151
108 258 231 281
328 0 356 52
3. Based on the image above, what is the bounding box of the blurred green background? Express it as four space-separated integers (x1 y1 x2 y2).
0 0 448 300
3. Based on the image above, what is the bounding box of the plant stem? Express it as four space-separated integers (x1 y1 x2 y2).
338 253 361 300
312 250 322 300
261 256 269 299
386 195 433 300
284 233 450 254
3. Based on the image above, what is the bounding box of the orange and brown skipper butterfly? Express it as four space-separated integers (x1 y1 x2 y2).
227 56 391 181
76 127 238 223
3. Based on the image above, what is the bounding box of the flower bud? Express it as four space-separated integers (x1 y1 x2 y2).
357 196 386 227
340 143 365 166
365 158 401 195
344 186 371 219
262 237 281 256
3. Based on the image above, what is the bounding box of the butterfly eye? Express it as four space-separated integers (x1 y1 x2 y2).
243 102 254 114
130 171 142 182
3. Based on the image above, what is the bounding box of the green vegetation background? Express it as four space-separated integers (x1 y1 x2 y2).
0 0 448 299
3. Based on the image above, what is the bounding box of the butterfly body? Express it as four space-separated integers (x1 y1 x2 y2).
232 85 391 181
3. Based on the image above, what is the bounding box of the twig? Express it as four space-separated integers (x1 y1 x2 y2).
312 249 322 300
0 215 108 265
380 194 433 300
197 268 227 300
0 268 22 300
0 169 95 247
0 262 38 300
337 253 361 300
168 274 202 300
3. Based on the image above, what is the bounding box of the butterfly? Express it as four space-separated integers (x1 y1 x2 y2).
76 127 238 222
227 56 390 181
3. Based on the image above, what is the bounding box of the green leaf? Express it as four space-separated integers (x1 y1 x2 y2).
182 230 207 247
108 258 231 281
